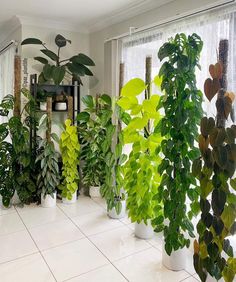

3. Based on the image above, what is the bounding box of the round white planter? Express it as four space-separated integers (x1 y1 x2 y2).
41 192 57 208
89 186 101 198
40 102 47 111
55 102 67 111
62 191 77 204
135 220 154 239
108 200 126 219
206 275 223 282
162 245 186 271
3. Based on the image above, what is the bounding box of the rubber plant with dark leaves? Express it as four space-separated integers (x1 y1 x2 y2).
117 77 162 224
36 114 60 200
193 40 236 282
77 94 112 192
0 91 39 206
154 33 203 255
59 119 80 200
21 34 95 85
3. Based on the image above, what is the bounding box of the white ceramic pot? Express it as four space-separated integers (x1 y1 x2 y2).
55 102 67 111
135 220 154 239
41 192 57 208
162 245 186 271
40 102 47 111
89 186 101 198
108 200 126 219
62 191 77 204
206 275 223 282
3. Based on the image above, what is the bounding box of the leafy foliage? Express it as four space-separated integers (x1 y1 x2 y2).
21 34 95 85
154 33 203 255
194 61 236 281
117 78 163 224
59 119 80 200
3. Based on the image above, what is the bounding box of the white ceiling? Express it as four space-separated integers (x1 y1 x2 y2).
0 0 174 32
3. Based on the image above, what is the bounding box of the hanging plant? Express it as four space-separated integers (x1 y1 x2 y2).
59 119 80 200
193 39 236 282
21 34 95 85
153 33 203 255
117 77 162 224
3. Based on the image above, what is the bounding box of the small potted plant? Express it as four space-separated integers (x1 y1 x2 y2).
36 112 60 208
117 77 163 239
59 119 80 204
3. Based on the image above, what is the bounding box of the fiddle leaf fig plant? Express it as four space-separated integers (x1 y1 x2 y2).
154 33 203 255
21 34 95 85
59 119 80 200
117 78 162 224
194 40 236 282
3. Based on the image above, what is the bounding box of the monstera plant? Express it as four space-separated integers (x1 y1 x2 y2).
154 33 203 255
193 40 236 282
117 77 162 226
21 34 95 85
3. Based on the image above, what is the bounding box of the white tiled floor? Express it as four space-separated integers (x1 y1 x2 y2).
0 196 202 282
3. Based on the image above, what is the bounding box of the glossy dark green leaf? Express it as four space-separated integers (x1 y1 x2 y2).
52 66 65 85
34 56 48 64
212 189 226 216
21 38 43 45
71 53 95 66
40 49 58 61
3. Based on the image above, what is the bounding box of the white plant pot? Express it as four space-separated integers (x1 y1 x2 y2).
206 275 223 282
108 200 126 219
41 192 57 208
40 102 47 111
89 186 101 198
62 191 77 204
162 245 186 271
55 102 67 111
135 220 154 239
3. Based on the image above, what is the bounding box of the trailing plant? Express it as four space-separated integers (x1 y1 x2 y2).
193 41 236 282
117 77 162 224
154 33 203 255
36 114 60 198
77 94 113 190
59 119 80 200
21 34 95 85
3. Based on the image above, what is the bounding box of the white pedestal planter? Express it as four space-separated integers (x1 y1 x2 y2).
89 186 101 198
162 246 186 271
41 192 57 208
206 275 223 282
40 102 47 111
62 191 77 204
135 220 154 239
55 102 67 111
108 200 126 219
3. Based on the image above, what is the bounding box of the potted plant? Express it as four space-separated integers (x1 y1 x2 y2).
36 111 60 208
59 119 80 204
77 94 112 198
153 33 203 270
117 77 163 239
193 41 236 282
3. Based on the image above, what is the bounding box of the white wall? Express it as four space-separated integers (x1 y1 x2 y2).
89 0 220 95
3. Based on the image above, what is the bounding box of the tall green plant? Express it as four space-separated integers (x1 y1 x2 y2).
21 34 95 85
117 78 162 223
193 59 236 281
154 33 203 255
59 119 80 200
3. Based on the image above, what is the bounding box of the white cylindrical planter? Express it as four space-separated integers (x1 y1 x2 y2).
206 275 223 282
135 220 154 239
55 102 67 111
89 186 101 198
108 200 126 219
41 192 57 208
62 191 77 204
162 245 186 271
40 102 47 111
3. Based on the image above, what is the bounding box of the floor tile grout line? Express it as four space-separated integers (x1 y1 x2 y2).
15 207 58 282
57 203 130 282
0 251 39 266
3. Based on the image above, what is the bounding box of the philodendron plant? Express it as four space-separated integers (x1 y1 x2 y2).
117 77 162 224
59 119 80 200
193 60 236 281
154 33 203 255
21 34 95 85
77 94 112 190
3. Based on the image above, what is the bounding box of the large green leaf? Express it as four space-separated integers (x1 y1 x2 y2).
40 49 58 61
71 53 95 66
55 34 71 47
82 95 94 109
121 78 146 97
34 56 48 64
21 38 43 45
42 64 53 80
52 66 65 85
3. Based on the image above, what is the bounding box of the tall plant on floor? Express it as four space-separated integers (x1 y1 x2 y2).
59 119 80 200
117 77 162 224
154 33 203 254
193 40 236 282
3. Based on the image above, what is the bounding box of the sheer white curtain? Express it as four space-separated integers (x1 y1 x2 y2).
121 6 236 117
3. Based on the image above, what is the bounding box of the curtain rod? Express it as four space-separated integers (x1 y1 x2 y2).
105 0 235 42
0 40 18 55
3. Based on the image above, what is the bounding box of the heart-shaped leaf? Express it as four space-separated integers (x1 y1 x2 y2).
209 62 223 79
212 216 224 235
204 78 220 101
212 189 226 216
225 92 235 103
201 117 215 137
